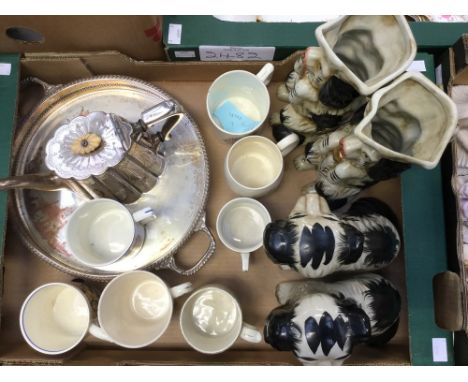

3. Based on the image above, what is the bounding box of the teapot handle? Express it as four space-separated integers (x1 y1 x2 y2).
153 215 216 276
139 100 186 143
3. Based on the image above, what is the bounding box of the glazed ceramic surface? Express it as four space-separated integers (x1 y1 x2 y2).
20 283 91 355
7 76 214 280
216 197 271 271
180 285 262 354
271 15 416 148
207 64 274 141
264 274 401 365
65 199 154 268
316 15 416 95
92 271 192 348
263 189 400 278
294 72 457 205
224 135 297 197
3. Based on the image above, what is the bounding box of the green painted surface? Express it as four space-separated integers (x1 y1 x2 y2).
163 16 468 60
0 53 20 325
400 53 454 365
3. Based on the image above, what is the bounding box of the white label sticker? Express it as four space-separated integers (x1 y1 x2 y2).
199 46 275 61
407 60 427 73
0 63 12 76
435 64 443 86
432 338 448 362
174 50 196 58
167 23 182 45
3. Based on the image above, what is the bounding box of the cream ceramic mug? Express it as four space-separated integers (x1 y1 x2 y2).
90 271 192 348
216 197 271 271
180 285 262 354
206 63 274 141
224 135 298 197
19 282 92 355
19 272 192 353
65 198 155 268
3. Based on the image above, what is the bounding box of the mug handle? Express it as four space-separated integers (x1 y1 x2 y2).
240 252 250 272
239 322 262 343
276 133 300 157
170 282 193 298
89 323 114 344
256 63 275 86
132 207 156 224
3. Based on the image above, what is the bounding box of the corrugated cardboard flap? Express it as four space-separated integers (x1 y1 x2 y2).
433 271 464 331
453 34 468 85
20 50 302 84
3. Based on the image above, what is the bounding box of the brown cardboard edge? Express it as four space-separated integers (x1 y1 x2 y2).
0 344 410 366
453 34 468 85
20 50 302 84
433 272 464 330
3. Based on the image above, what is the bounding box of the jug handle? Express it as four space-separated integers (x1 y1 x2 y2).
138 100 186 143
153 215 216 276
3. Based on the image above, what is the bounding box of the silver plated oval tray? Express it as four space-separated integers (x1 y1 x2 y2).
10 76 214 281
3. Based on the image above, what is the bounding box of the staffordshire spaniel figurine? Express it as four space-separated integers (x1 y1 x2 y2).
263 188 400 278
264 274 401 365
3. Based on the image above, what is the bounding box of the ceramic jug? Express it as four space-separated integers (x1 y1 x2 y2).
264 274 401 365
271 15 417 145
293 72 458 206
263 188 400 278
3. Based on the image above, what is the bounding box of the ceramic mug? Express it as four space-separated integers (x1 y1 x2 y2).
19 272 192 354
224 135 297 197
65 198 155 267
180 285 262 354
90 271 192 348
216 197 271 271
19 282 92 355
206 63 274 142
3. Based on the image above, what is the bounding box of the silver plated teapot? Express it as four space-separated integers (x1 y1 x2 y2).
0 100 185 204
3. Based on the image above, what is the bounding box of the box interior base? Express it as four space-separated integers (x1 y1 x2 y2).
0 54 409 365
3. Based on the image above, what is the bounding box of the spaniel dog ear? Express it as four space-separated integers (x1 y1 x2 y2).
263 220 298 267
264 304 301 352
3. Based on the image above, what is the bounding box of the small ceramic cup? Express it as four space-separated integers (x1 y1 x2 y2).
65 198 155 267
216 197 271 271
224 135 297 197
90 271 192 348
19 273 192 354
206 63 274 142
180 285 262 354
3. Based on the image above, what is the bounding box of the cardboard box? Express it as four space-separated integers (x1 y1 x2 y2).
0 16 165 61
0 51 413 366
163 16 468 61
0 48 456 365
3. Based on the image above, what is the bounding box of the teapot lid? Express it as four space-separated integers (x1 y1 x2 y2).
45 111 133 180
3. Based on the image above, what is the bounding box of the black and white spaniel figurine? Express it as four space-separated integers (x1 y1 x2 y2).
263 188 400 278
264 274 401 365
